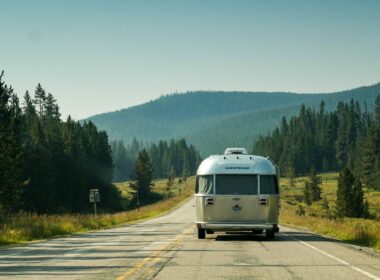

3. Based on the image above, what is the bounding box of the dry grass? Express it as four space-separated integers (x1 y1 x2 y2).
280 173 380 250
0 176 195 246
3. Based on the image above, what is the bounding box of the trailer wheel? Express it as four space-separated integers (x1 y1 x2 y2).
198 228 206 239
265 229 275 239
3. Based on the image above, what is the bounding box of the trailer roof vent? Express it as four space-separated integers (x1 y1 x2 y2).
224 148 248 155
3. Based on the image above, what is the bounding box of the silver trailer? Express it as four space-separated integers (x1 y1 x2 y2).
194 148 280 239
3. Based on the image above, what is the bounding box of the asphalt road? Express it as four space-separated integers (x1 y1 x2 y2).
1 199 379 280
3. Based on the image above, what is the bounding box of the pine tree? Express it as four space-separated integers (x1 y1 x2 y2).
303 181 312 205
22 91 38 125
33 84 46 118
336 168 354 217
166 166 176 198
357 128 376 187
287 166 295 187
182 158 190 180
44 93 60 122
132 149 154 202
374 94 380 128
350 179 368 218
336 168 368 218
309 168 322 202
335 103 348 169
0 72 24 213
112 140 130 182
321 196 330 218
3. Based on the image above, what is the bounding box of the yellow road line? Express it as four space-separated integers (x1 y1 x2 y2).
116 226 194 280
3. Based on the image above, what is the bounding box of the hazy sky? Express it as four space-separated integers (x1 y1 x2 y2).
1 0 379 119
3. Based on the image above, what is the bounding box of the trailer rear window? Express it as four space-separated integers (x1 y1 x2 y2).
260 175 279 194
215 175 258 195
195 175 214 194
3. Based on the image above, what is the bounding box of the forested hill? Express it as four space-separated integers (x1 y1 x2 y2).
86 83 380 156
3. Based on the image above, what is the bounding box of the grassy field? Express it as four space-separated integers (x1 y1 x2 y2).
280 173 380 250
1 173 379 250
0 176 195 246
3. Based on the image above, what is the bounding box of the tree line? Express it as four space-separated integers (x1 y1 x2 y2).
0 73 203 215
111 138 201 182
253 96 380 190
89 83 380 156
0 73 121 214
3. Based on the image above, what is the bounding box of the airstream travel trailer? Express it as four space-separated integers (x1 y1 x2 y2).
194 148 280 239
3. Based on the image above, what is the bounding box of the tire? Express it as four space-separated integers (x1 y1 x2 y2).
274 224 280 233
206 229 214 234
198 228 206 239
266 229 275 239
252 229 264 234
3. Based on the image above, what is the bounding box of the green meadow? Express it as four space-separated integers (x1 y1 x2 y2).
0 177 195 246
280 173 380 250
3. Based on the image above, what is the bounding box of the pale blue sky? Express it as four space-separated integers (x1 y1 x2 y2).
1 0 379 119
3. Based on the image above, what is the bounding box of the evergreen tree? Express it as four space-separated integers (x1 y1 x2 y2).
336 168 368 218
287 166 295 187
374 94 380 128
0 72 24 212
111 140 131 182
132 149 154 202
302 168 322 204
321 195 330 218
335 103 348 169
350 179 368 218
182 157 190 181
253 96 380 190
0 74 121 214
33 84 46 118
166 166 176 198
44 93 61 122
357 127 377 187
309 168 322 202
303 181 312 206
112 138 201 181
336 168 354 217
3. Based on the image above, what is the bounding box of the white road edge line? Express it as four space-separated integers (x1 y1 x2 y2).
280 232 380 280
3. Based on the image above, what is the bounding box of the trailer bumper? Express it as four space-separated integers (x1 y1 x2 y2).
197 222 279 232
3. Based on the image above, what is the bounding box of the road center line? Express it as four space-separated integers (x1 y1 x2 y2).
116 226 193 280
280 232 380 280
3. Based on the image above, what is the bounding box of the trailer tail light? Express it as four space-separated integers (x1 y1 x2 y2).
259 198 268 205
205 197 214 205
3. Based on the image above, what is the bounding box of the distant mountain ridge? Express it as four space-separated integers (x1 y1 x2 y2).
86 83 380 156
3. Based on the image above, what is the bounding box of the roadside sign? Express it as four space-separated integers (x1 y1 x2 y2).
89 189 100 202
89 188 100 216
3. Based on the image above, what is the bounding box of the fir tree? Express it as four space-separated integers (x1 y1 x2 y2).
303 181 312 205
132 149 154 202
336 168 368 218
321 196 330 218
350 179 368 218
309 168 322 202
0 72 24 212
374 94 380 128
33 84 46 118
336 168 354 217
287 166 295 187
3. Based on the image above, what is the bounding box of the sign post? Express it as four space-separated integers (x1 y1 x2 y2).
89 189 100 216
